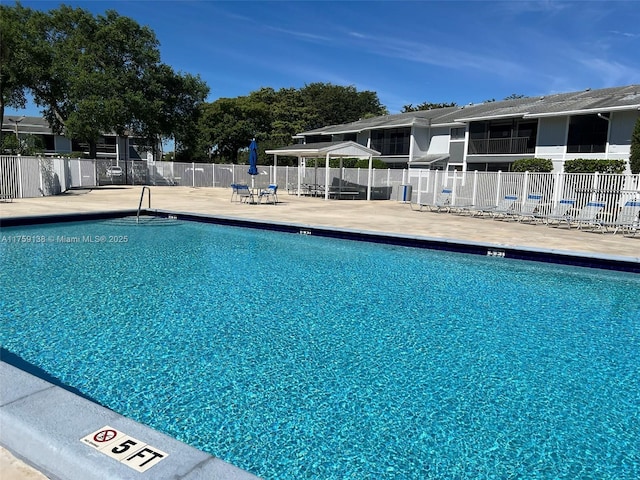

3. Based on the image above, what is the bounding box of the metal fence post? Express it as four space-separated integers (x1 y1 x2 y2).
592 172 599 203
472 170 478 206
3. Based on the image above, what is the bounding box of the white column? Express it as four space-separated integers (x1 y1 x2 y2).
325 153 330 200
273 155 278 185
367 155 373 200
297 156 302 197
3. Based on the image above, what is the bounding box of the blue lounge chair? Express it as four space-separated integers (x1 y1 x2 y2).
543 199 575 226
596 200 640 234
477 195 518 218
514 193 542 222
569 201 606 230
258 184 278 204
411 188 452 212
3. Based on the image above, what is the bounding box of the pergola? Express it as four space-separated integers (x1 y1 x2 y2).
265 141 380 200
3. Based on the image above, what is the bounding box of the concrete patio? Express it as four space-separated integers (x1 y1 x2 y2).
1 185 638 259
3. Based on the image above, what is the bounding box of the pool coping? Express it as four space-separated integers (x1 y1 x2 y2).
1 209 639 478
0 359 260 480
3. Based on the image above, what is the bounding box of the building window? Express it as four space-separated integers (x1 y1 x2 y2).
468 119 537 154
450 127 465 140
342 133 357 142
42 135 55 151
567 114 608 153
371 127 410 155
305 135 331 143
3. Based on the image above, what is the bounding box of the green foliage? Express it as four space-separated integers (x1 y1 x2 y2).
1 135 19 154
563 158 626 174
299 83 387 129
511 158 553 172
0 134 43 155
198 84 387 163
630 116 640 174
3 3 208 159
0 3 33 130
327 158 387 168
503 94 527 100
402 101 457 112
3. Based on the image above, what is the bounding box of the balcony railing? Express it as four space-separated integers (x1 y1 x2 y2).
468 136 535 155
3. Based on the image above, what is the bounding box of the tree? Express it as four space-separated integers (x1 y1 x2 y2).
5 3 209 159
26 6 165 158
0 2 34 140
630 116 640 174
199 96 270 163
299 83 387 129
139 64 209 161
198 84 387 164
402 101 457 113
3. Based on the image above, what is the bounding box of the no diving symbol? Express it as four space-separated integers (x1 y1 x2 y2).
94 429 117 443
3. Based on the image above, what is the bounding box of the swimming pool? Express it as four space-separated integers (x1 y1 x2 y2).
1 216 639 479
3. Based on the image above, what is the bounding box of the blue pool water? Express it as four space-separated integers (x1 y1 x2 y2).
1 217 639 479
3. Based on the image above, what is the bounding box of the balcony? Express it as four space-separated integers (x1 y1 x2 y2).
468 136 535 155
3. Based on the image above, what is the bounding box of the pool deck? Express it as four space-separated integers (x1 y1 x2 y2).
1 185 639 480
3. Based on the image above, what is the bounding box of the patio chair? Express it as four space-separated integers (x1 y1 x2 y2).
567 201 606 230
543 199 576 227
596 200 640 234
410 188 452 212
258 184 278 204
230 183 244 202
231 184 254 203
477 195 518 219
514 194 542 223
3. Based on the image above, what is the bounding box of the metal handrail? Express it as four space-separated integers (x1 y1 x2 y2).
136 186 151 223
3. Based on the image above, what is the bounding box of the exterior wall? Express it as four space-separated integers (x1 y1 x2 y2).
412 126 430 159
534 111 637 173
357 131 370 147
609 110 638 154
449 141 465 166
466 154 529 171
426 126 450 155
535 116 567 172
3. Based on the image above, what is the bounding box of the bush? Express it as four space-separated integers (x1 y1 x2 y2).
511 158 553 172
328 157 387 168
563 159 626 174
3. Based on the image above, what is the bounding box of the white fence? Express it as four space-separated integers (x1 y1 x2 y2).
408 169 640 221
0 156 97 199
2 156 639 219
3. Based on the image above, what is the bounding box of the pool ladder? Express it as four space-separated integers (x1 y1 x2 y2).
137 186 151 223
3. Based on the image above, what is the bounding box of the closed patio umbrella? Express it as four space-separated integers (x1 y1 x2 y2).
248 139 258 189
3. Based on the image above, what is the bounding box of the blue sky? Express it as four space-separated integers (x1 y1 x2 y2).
7 0 640 118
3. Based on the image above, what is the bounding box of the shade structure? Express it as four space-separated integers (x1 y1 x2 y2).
265 141 380 200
